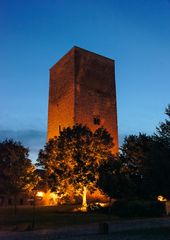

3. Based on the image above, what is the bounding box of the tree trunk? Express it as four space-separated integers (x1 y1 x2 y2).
82 186 87 211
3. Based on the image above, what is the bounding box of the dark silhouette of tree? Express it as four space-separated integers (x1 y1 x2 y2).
155 104 170 147
97 155 135 200
120 105 170 200
120 133 154 199
37 124 114 209
0 139 39 213
151 104 170 198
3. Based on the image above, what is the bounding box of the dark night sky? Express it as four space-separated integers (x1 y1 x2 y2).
0 0 170 161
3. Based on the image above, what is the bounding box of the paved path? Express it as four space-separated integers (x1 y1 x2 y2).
0 217 170 240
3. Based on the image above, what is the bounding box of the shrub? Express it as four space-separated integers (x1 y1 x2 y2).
111 200 165 218
87 202 108 213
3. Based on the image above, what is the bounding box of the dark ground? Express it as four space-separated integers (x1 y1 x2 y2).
1 218 170 240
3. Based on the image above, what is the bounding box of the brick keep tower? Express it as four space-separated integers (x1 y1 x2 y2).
47 46 118 153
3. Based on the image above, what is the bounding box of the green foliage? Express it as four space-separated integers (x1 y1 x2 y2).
37 124 114 203
0 139 39 196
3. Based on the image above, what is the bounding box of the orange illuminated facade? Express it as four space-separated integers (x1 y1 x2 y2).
47 46 118 153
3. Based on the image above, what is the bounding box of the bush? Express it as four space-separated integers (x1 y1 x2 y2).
111 200 165 218
87 200 165 217
87 202 108 213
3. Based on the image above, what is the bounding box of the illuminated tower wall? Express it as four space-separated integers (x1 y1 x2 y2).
47 46 118 153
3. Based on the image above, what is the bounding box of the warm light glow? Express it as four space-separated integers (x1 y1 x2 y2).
157 195 167 202
36 191 44 198
82 186 87 209
36 190 59 205
95 202 109 207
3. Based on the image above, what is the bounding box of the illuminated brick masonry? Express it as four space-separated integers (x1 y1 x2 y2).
47 46 118 153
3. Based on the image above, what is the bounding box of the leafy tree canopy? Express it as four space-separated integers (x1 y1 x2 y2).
120 105 170 200
97 155 135 200
0 139 39 196
155 104 170 147
152 104 170 198
120 133 154 199
37 124 115 207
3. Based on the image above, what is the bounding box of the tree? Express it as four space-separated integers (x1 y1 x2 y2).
155 104 170 147
152 104 170 198
0 139 39 212
120 105 170 200
97 155 135 200
120 133 155 199
37 124 114 209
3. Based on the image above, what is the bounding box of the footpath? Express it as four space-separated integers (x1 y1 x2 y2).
0 217 170 240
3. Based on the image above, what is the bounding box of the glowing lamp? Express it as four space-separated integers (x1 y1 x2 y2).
157 195 167 202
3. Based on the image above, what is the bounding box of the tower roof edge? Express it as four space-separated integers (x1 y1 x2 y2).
50 46 115 70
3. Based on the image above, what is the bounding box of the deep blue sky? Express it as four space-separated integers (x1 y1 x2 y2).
0 0 170 161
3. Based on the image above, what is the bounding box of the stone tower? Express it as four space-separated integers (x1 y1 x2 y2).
47 46 118 153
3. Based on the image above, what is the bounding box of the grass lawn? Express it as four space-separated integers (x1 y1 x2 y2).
1 205 170 240
0 205 115 231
